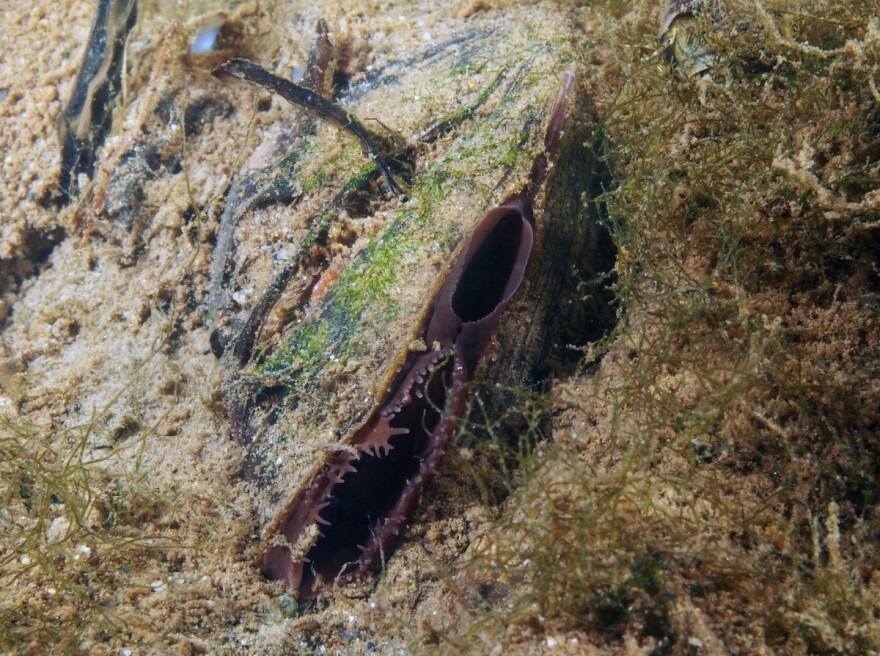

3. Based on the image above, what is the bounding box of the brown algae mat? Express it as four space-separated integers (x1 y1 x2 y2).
1 0 880 654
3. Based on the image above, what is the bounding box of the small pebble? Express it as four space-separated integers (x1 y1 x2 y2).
191 25 220 54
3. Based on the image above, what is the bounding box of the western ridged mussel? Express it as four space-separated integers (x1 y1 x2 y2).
208 2 617 597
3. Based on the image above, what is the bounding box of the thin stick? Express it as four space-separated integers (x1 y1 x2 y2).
213 58 402 196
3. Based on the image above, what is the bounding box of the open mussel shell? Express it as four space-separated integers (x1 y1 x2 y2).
218 4 617 597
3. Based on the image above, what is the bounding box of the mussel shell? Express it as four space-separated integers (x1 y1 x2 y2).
215 4 616 575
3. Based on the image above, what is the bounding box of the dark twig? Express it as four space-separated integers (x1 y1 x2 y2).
57 0 138 204
213 58 402 196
